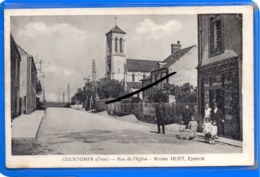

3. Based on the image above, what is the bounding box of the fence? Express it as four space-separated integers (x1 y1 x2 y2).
96 100 197 124
95 99 109 112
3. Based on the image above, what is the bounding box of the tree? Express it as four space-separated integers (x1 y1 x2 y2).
167 83 197 104
36 78 42 95
148 89 168 103
97 79 124 99
73 88 85 104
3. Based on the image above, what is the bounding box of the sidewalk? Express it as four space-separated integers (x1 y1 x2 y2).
93 111 243 148
12 110 45 141
196 132 242 147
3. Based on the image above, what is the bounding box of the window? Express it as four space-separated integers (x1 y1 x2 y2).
132 74 135 81
119 38 123 53
143 74 146 79
115 37 118 52
209 15 224 57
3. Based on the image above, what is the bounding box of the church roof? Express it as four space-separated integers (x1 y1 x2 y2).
126 59 160 72
152 45 196 71
106 25 126 35
127 82 143 89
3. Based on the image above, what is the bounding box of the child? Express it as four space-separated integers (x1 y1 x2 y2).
202 117 212 143
188 115 198 132
177 121 195 140
210 120 218 145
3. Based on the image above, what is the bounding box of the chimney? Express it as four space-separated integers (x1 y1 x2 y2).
171 41 181 54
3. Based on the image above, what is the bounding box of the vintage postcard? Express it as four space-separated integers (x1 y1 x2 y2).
4 6 254 168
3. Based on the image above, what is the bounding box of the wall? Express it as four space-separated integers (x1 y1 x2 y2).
168 46 198 87
19 52 37 114
96 101 197 125
11 37 21 119
199 14 242 66
111 55 126 81
197 14 243 140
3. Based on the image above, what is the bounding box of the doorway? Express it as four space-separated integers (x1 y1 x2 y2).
209 88 224 112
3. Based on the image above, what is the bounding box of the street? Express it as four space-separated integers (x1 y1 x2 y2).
29 108 242 155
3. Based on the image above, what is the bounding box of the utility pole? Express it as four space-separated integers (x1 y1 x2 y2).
67 84 70 103
92 59 98 99
35 59 44 73
35 57 46 109
63 92 65 104
92 59 96 82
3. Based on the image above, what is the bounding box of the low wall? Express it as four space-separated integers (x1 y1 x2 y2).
96 100 197 124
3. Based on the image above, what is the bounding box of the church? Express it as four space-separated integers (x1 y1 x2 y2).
105 24 160 94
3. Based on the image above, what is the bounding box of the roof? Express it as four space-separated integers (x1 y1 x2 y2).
10 34 21 61
106 25 126 35
127 82 143 89
126 59 160 72
17 45 37 74
160 45 196 69
17 45 30 57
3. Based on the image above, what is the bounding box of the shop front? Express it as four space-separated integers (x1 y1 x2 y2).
198 56 242 140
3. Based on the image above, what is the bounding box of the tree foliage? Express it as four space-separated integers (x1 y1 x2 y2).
148 89 168 103
36 78 42 95
97 79 124 99
72 88 85 104
168 83 197 103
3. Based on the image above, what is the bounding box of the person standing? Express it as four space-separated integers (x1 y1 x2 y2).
182 105 192 127
155 99 166 134
204 102 211 121
211 102 225 136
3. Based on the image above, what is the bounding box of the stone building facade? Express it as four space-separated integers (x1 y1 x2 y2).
18 45 37 114
10 35 21 119
197 14 242 140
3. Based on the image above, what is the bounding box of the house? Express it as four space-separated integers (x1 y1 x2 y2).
124 59 160 94
10 35 21 119
197 14 242 140
142 41 198 101
18 45 37 114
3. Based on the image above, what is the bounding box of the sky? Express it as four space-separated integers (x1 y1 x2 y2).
11 15 197 102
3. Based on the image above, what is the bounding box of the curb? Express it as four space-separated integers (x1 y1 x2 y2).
196 133 242 148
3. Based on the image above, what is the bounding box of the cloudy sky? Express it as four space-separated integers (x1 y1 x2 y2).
11 15 197 102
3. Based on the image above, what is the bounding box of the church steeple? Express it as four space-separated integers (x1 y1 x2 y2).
105 21 126 81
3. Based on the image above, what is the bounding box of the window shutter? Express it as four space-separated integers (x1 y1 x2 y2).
209 17 214 57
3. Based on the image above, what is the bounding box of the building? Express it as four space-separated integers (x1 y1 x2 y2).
105 25 126 82
142 41 197 101
18 45 37 114
125 59 160 93
10 35 21 119
197 14 242 140
105 24 160 94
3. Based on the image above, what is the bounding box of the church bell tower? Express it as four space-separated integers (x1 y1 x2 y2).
105 21 126 82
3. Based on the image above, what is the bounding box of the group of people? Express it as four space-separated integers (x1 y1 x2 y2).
202 102 225 144
155 99 225 145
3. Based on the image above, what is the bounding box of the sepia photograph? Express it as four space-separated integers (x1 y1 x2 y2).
5 6 254 168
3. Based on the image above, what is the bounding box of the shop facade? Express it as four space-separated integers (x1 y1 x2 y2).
197 14 242 140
